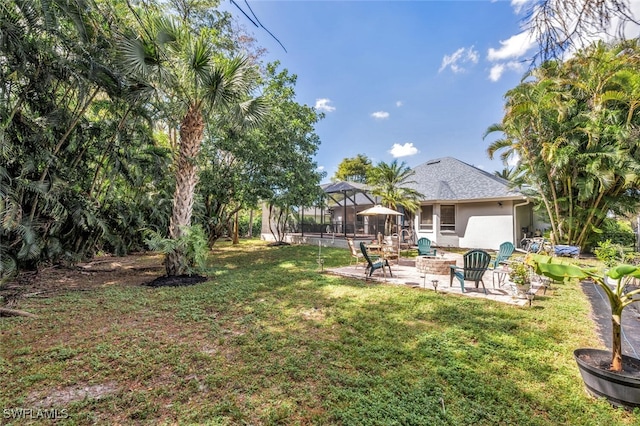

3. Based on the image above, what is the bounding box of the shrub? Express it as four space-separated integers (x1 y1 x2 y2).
144 225 210 275
593 240 625 267
598 219 636 247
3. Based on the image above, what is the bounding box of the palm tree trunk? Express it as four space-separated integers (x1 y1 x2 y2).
166 104 205 276
576 190 606 248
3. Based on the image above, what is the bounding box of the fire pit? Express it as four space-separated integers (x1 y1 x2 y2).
416 255 457 275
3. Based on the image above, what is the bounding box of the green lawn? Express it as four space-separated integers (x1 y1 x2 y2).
1 240 638 425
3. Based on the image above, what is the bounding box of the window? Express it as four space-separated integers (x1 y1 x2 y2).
441 205 456 232
419 205 433 230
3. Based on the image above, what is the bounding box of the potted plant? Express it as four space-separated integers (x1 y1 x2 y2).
508 261 531 297
528 254 640 409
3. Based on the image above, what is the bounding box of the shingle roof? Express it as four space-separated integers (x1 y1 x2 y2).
407 157 523 201
321 181 371 193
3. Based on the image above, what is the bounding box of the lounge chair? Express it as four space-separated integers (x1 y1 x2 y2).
490 241 515 269
360 242 392 278
450 249 491 294
417 237 436 256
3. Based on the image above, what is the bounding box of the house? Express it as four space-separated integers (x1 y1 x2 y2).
261 157 543 250
406 157 537 250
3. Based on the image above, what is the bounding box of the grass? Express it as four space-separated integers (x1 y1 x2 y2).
1 240 639 425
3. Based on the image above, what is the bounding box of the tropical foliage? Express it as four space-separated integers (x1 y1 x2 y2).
0 0 169 277
487 40 640 249
0 0 323 281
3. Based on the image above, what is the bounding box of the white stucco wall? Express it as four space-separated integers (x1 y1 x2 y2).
416 201 515 250
457 202 513 250
459 215 513 249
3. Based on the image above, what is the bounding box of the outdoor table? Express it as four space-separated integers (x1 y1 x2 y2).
492 267 510 288
366 244 383 255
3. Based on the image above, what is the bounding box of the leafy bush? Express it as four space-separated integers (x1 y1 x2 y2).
593 240 625 267
145 225 210 275
624 251 640 265
598 219 636 247
237 211 262 237
509 262 531 285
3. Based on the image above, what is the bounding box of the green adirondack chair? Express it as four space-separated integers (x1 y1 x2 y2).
450 249 491 294
490 241 515 269
360 242 392 278
417 237 436 256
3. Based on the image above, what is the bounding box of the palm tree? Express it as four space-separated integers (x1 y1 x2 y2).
494 166 521 182
367 160 424 235
120 12 266 275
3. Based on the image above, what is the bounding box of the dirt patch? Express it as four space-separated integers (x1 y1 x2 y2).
1 253 165 305
28 382 120 407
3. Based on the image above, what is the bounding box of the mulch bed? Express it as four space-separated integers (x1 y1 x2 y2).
143 275 208 288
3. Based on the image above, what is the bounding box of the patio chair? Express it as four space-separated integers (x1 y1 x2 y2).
347 238 364 267
450 249 491 294
382 235 400 264
360 242 393 278
490 241 515 269
417 237 437 256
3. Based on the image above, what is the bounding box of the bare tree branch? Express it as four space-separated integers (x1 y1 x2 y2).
523 0 639 63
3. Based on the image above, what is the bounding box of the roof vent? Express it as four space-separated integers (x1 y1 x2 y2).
426 160 441 166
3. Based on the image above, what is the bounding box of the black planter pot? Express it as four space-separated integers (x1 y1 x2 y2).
574 348 640 409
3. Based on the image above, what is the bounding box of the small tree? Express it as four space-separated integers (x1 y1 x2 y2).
333 154 373 183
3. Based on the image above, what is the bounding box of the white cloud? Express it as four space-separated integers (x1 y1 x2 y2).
315 98 335 112
507 153 520 167
487 32 536 61
439 46 479 73
489 64 505 82
488 61 523 82
317 165 325 171
510 0 533 14
389 143 418 158
396 101 403 107
371 111 390 119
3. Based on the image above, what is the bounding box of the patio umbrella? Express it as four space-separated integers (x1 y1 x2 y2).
357 205 404 216
358 205 404 237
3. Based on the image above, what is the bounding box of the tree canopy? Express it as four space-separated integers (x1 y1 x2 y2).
333 154 372 183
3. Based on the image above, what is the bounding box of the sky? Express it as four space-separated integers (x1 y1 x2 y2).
222 0 640 182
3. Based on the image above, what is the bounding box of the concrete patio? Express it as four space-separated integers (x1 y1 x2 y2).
325 252 543 306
